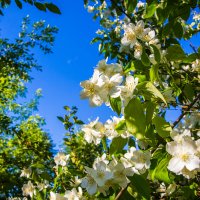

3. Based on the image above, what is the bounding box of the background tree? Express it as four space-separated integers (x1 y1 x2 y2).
0 16 58 198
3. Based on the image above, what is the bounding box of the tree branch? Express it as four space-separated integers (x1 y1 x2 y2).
115 185 129 200
172 93 200 129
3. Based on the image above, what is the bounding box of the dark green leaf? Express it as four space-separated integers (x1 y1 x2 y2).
34 2 46 11
57 116 64 122
109 96 122 116
146 102 156 124
152 116 171 138
166 44 185 61
184 84 195 102
110 137 127 154
129 174 151 200
15 0 22 9
141 49 150 66
173 22 183 39
124 98 146 139
150 45 161 63
162 22 173 37
45 3 61 14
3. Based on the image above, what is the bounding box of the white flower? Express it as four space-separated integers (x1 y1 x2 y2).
119 76 138 106
96 60 122 77
134 20 147 39
98 73 123 101
81 175 97 195
20 168 32 178
50 191 67 200
166 137 200 175
137 1 145 8
22 181 36 198
37 180 49 191
105 116 123 140
121 23 137 48
86 161 113 187
82 117 104 145
54 152 70 167
134 42 143 59
80 70 103 106
64 187 83 200
123 147 151 174
87 6 94 13
70 176 82 187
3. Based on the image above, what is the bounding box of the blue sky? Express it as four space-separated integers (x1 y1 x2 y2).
1 1 198 149
0 1 116 148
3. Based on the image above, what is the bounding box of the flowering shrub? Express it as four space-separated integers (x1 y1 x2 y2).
6 0 200 199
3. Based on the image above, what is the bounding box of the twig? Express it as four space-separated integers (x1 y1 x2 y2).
172 93 200 129
115 185 129 200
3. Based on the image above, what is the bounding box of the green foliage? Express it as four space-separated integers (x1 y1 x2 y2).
0 0 61 15
125 98 146 139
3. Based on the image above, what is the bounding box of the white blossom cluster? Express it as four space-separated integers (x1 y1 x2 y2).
54 152 70 167
81 151 151 195
80 59 138 107
120 20 160 60
166 129 200 179
82 116 131 145
50 187 83 200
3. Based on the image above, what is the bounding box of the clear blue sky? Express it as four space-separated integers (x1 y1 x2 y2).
1 1 198 149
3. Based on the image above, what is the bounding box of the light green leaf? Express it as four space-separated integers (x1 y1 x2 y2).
146 102 156 124
152 116 171 138
150 149 172 183
144 2 157 18
137 81 167 104
124 98 146 139
109 96 122 116
150 64 159 82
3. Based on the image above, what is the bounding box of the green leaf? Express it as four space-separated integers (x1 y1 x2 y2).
152 116 171 138
144 2 157 18
124 98 146 139
115 120 126 133
109 96 122 116
57 116 64 122
183 53 198 63
162 22 173 37
64 105 70 111
123 61 135 73
166 44 185 61
102 137 108 151
15 0 22 9
129 174 151 200
146 102 156 124
110 137 127 154
141 49 150 66
150 64 159 82
124 0 137 14
137 81 167 104
34 2 46 11
150 150 172 183
173 22 183 39
45 3 61 14
184 84 195 102
150 45 161 63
